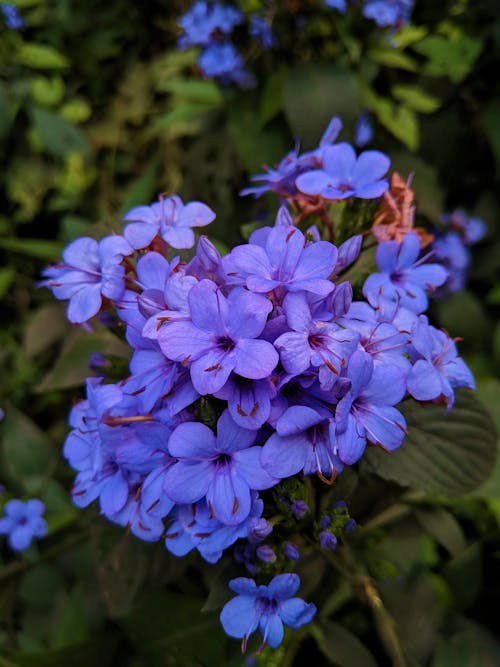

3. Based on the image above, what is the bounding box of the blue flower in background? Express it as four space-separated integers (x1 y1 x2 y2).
249 15 276 48
354 110 374 147
1 3 25 29
0 499 48 551
362 0 414 29
178 0 242 48
325 0 347 13
198 43 254 87
296 143 390 200
220 574 316 650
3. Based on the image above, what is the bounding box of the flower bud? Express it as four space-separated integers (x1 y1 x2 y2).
283 542 300 561
319 532 337 551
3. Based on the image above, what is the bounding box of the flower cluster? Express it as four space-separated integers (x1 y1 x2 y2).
42 115 476 651
177 1 263 87
0 499 47 552
430 209 486 296
327 0 414 29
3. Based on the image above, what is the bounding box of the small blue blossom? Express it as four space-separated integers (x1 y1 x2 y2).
198 42 255 87
249 15 275 49
296 143 390 200
1 3 25 29
319 532 337 550
0 499 47 552
354 110 374 147
362 0 413 29
325 0 347 13
178 0 243 48
220 574 316 650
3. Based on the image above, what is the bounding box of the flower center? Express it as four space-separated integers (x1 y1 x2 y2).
217 336 235 352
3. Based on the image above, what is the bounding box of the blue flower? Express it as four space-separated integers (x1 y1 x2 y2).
1 3 25 29
363 233 448 313
354 110 374 147
0 499 47 551
296 143 390 200
249 15 275 49
362 0 413 29
123 195 215 250
40 235 132 323
325 0 347 13
164 410 277 525
220 574 316 650
178 1 243 48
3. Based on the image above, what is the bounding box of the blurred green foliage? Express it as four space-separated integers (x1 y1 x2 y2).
1 0 500 665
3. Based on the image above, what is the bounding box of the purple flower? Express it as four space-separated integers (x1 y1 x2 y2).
363 233 448 313
164 410 277 525
158 280 278 395
223 225 337 297
354 110 374 147
249 15 275 48
335 351 407 464
40 235 132 323
296 143 390 200
198 43 254 87
362 0 413 28
261 405 344 482
407 316 475 409
0 499 47 551
214 375 276 430
274 292 359 376
178 1 243 48
123 195 215 250
220 574 316 650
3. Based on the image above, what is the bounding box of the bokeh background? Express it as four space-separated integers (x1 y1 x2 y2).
1 1 500 665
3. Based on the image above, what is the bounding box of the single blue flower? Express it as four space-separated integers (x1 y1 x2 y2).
362 0 413 29
296 143 390 200
335 351 407 464
164 410 277 525
40 235 132 323
158 280 278 395
325 0 347 13
363 233 448 313
198 43 255 87
0 499 47 551
123 195 215 250
354 110 374 147
178 1 243 48
220 574 316 650
1 3 25 29
222 225 337 297
407 316 475 409
249 15 276 48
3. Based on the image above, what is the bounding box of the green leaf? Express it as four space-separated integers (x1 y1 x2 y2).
0 268 15 299
20 565 64 610
367 48 419 72
413 34 483 83
443 544 482 611
51 586 88 649
483 99 500 176
36 328 130 392
284 64 359 147
391 85 441 113
391 25 428 49
260 66 287 126
313 619 377 667
0 405 56 493
469 379 500 499
24 304 70 358
0 237 63 260
363 90 419 150
433 618 500 667
159 78 223 107
119 156 159 215
363 390 498 496
415 507 466 557
16 43 69 69
31 107 89 158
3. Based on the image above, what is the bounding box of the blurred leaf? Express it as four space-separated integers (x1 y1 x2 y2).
260 66 286 126
284 64 359 147
367 48 419 72
24 304 70 358
159 78 223 107
443 543 482 611
433 618 500 667
434 290 490 349
0 237 63 260
363 390 498 496
415 507 466 557
483 99 500 175
413 34 482 83
20 565 64 610
16 43 69 69
391 25 428 49
119 156 159 215
42 480 78 534
30 76 65 107
121 591 225 665
0 268 15 299
313 619 377 667
229 100 287 173
36 328 130 392
4 633 118 667
59 99 92 124
363 90 418 150
31 108 89 158
391 85 441 113
51 586 88 649
0 404 56 492
391 152 443 220
470 379 500 498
